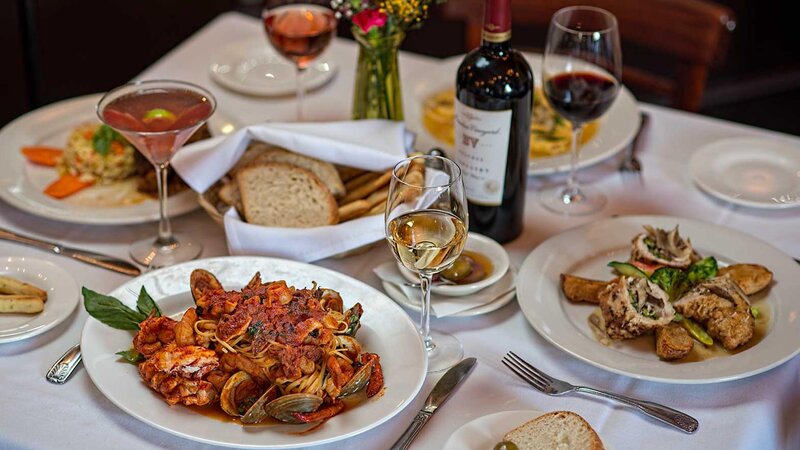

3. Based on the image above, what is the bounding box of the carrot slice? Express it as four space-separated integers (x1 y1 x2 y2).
43 174 93 199
21 146 63 167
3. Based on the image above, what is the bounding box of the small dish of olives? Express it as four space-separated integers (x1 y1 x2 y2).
398 232 510 296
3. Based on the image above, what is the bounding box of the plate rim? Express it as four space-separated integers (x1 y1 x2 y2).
515 214 800 384
80 255 427 448
0 93 205 225
406 53 640 176
689 136 800 210
0 256 80 344
208 37 338 97
442 409 546 450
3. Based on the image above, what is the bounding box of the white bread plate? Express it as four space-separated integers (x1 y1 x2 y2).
398 232 510 296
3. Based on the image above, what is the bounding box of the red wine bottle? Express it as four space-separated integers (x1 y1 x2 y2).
454 0 533 243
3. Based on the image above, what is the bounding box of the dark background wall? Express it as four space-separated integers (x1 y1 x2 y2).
2 0 799 136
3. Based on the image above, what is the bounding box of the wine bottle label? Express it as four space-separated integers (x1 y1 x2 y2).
453 100 512 206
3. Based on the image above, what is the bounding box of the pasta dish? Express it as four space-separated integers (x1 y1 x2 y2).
131 269 383 424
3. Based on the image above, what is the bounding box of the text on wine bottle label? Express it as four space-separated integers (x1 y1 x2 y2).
453 100 512 206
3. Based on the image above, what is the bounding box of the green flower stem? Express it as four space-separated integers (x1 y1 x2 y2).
352 27 405 121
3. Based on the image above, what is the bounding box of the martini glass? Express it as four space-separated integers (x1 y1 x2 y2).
97 80 216 268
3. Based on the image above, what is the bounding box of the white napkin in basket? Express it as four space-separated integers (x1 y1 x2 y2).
224 208 385 262
172 120 414 193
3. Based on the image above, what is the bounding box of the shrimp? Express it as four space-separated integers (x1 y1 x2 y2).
175 307 198 346
133 316 177 357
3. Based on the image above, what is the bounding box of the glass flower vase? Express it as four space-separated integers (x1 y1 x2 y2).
351 27 405 121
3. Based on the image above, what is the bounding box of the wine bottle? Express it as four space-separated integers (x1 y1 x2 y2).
454 0 533 243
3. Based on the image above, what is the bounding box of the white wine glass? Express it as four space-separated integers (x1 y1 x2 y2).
540 6 622 215
385 155 468 373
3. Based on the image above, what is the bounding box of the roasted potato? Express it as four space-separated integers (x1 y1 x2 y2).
0 275 47 302
560 274 612 304
0 295 44 314
718 264 773 295
655 322 694 360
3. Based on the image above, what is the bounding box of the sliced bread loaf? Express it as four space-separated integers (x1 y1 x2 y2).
503 411 604 450
237 162 338 227
252 147 345 198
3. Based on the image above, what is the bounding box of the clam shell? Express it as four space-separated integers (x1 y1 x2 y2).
338 360 372 398
220 371 253 417
190 269 223 303
264 393 323 424
240 385 278 424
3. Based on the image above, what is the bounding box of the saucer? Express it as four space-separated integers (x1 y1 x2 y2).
209 38 337 97
397 232 511 296
690 137 800 209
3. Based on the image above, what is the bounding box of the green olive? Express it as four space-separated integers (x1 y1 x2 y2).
440 255 473 281
493 441 519 450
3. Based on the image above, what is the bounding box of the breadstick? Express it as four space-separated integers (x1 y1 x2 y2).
368 202 386 215
344 172 380 192
337 166 366 182
338 200 371 222
0 295 44 314
365 186 389 208
340 169 393 204
0 275 47 302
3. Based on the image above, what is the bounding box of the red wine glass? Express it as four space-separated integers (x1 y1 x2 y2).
97 80 216 268
262 1 337 121
540 6 622 215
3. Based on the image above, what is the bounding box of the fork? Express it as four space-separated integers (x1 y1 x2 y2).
619 112 650 173
502 351 699 433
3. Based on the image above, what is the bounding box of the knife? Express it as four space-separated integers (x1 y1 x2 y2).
390 357 477 450
0 227 141 276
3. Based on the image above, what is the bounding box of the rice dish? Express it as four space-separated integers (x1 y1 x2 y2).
58 123 137 183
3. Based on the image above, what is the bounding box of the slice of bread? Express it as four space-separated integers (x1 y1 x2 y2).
237 162 338 228
251 146 345 198
503 411 604 450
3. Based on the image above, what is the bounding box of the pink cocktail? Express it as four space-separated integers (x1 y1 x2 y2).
97 80 216 267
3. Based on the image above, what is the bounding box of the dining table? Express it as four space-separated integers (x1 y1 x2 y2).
1 11 799 450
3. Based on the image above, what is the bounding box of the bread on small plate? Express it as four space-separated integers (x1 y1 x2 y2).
503 411 604 450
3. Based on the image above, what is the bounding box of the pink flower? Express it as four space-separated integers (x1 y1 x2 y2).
352 9 387 33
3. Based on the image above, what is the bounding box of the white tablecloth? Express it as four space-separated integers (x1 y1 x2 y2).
1 12 798 450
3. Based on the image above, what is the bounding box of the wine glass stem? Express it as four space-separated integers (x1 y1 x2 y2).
155 162 175 246
296 66 307 121
418 272 434 352
564 123 585 198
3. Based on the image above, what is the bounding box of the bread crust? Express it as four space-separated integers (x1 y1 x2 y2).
503 411 604 450
237 162 338 227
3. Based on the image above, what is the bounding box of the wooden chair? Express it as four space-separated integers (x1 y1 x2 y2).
442 0 736 111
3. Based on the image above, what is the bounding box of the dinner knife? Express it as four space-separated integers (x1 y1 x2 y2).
390 357 477 450
0 228 140 276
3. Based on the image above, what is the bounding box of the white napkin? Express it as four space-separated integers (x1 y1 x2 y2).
373 262 515 318
172 120 414 193
224 208 385 262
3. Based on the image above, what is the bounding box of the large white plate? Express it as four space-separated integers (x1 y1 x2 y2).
0 94 240 225
209 37 337 97
406 53 640 176
690 137 800 209
80 256 427 448
516 215 800 384
0 256 79 343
